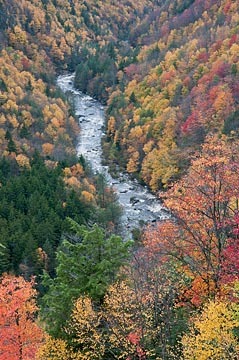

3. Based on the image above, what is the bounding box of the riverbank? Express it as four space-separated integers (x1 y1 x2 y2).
57 74 168 237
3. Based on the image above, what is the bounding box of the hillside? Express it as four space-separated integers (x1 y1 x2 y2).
0 0 239 359
0 0 133 279
103 0 239 190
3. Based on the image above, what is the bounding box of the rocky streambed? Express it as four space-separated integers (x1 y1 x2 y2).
57 74 168 237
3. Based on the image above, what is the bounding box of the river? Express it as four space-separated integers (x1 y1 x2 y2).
57 74 168 237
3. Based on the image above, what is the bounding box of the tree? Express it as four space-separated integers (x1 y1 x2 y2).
144 135 239 304
63 250 185 360
182 300 239 360
94 173 122 232
68 296 105 359
103 281 144 359
66 280 152 359
132 246 190 358
41 218 132 337
0 274 44 360
36 335 71 360
6 133 17 154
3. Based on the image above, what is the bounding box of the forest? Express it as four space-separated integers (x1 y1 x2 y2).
0 0 239 359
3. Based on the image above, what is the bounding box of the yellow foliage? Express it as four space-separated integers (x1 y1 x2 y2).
229 43 239 60
103 281 151 359
107 116 116 138
127 151 140 173
8 26 28 46
69 296 105 360
36 335 71 360
143 140 154 155
42 143 54 156
3 100 18 112
87 183 96 194
16 154 30 168
63 167 72 177
44 160 58 169
65 176 81 190
182 300 239 360
142 142 179 190
81 190 95 204
0 115 6 125
35 79 46 93
129 126 144 142
22 111 33 127
14 85 24 99
0 129 5 142
51 117 61 128
212 87 235 123
70 163 84 177
8 115 18 128
45 124 57 139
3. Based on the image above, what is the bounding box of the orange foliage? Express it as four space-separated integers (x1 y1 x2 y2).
144 135 239 304
104 0 239 190
0 274 44 360
15 154 30 168
81 190 95 203
181 275 217 307
64 176 81 190
42 143 54 156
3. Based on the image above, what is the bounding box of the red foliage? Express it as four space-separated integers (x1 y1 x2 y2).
180 275 216 307
211 40 223 53
144 137 239 305
124 64 140 81
182 76 191 87
0 274 44 360
160 23 169 37
21 57 30 71
209 85 220 102
197 52 209 63
211 60 230 78
223 0 232 14
128 332 140 345
231 82 239 102
198 72 213 85
127 332 146 359
220 214 239 285
160 70 176 86
221 240 239 285
229 34 238 47
181 111 200 133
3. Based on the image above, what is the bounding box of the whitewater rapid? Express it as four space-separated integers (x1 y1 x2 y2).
57 74 168 237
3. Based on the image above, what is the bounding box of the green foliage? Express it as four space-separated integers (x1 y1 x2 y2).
0 243 10 274
223 110 239 135
74 44 117 103
0 156 93 278
172 0 195 15
93 173 122 231
41 218 133 337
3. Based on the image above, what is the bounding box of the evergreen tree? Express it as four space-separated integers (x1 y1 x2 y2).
41 218 133 337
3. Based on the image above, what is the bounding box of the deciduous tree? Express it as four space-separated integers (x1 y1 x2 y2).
144 135 239 304
36 335 71 360
0 274 44 360
68 296 105 360
182 300 239 359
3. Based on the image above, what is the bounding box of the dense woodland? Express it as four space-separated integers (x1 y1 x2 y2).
0 0 239 359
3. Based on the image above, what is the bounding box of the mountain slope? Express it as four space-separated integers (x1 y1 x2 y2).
104 0 239 190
